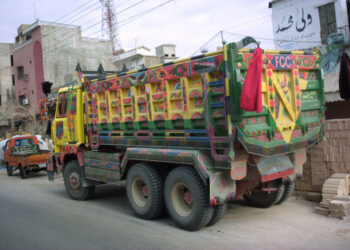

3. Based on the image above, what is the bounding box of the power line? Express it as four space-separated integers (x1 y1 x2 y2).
119 0 174 27
46 0 173 54
55 0 96 22
61 1 102 24
117 0 146 15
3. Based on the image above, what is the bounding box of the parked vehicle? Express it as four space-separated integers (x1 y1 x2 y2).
4 136 50 179
47 37 325 231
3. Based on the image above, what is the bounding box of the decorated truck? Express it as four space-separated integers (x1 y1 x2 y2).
48 37 325 231
4 136 50 179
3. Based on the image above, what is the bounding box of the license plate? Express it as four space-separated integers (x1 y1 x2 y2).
38 163 47 168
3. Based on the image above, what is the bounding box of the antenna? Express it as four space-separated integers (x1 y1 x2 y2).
33 3 37 20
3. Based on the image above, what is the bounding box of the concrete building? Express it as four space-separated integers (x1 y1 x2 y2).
269 0 350 104
0 43 15 135
155 44 177 63
114 44 177 72
13 20 115 115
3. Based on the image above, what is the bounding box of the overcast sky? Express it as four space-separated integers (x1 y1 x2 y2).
0 0 273 57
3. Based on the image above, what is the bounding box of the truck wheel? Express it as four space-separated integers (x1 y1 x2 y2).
6 164 13 176
19 165 26 179
126 163 164 220
164 167 213 231
244 180 285 208
63 160 95 200
206 203 228 227
275 181 295 205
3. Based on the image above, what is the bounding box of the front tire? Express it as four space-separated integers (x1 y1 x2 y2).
164 167 213 231
19 165 26 179
6 164 13 176
126 163 164 220
63 160 95 200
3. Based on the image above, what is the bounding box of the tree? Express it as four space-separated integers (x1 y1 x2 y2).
4 88 39 135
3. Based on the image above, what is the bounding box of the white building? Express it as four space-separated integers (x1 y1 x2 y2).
269 0 349 50
114 44 177 72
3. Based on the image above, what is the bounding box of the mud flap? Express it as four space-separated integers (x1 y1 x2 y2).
289 149 306 182
257 155 294 183
208 169 236 205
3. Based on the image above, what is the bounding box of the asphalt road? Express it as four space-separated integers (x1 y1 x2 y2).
0 168 349 250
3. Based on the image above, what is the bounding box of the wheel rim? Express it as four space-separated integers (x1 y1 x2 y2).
172 182 193 217
69 172 81 190
131 177 148 207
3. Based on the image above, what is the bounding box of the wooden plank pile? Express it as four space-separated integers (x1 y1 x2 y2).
315 173 350 218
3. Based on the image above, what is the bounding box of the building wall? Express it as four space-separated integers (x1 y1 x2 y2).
155 44 177 63
41 23 115 87
0 43 14 128
13 21 116 115
13 27 44 114
271 0 349 50
296 119 350 192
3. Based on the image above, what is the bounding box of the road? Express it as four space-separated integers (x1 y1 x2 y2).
0 168 349 250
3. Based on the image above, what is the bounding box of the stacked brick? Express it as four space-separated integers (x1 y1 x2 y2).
296 119 350 192
329 197 350 219
315 174 350 218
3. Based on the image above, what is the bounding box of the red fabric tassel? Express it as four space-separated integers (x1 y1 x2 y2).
240 47 263 113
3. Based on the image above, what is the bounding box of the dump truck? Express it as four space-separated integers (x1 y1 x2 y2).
48 37 325 231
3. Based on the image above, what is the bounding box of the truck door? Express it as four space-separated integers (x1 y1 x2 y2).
4 140 10 164
52 88 84 152
52 91 69 150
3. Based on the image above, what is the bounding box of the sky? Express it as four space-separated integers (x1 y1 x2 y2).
0 0 274 58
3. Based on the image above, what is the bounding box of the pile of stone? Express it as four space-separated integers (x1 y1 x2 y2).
315 173 350 218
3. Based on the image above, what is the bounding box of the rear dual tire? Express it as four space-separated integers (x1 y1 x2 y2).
244 179 296 208
275 181 296 205
164 167 214 231
244 180 285 208
126 163 164 220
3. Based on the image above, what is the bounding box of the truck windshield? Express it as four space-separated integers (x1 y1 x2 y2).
14 138 35 146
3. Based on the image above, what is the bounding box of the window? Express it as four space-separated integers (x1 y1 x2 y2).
19 95 26 105
17 66 24 80
12 74 15 86
57 92 67 117
318 2 337 44
0 95 2 106
10 55 13 66
25 34 31 41
15 138 35 146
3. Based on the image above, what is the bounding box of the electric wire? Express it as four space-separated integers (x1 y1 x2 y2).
54 0 96 22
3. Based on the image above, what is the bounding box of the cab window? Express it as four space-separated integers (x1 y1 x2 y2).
57 92 67 118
